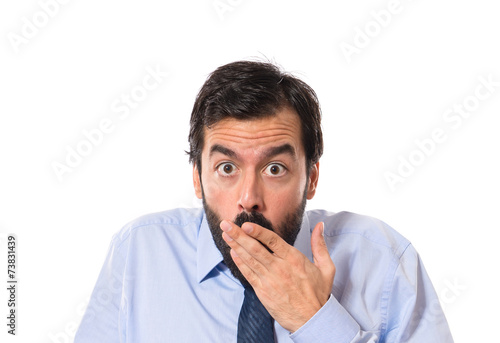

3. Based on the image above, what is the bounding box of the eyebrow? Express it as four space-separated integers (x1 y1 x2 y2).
265 144 297 159
209 143 297 160
209 144 237 159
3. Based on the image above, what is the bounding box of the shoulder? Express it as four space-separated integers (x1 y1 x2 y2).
110 207 204 248
305 209 411 260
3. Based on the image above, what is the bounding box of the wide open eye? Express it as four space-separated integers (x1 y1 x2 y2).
264 163 287 177
217 162 238 176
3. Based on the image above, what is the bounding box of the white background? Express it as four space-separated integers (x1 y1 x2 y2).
1 0 499 342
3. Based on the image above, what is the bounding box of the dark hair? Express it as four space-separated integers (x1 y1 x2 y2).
187 60 323 170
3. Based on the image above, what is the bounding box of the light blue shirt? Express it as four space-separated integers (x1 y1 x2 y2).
74 208 454 342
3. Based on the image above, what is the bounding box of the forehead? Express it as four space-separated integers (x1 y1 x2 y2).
202 108 303 159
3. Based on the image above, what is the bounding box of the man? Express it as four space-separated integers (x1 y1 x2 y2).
75 60 454 342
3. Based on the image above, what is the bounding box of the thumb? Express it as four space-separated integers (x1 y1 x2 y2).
311 222 335 275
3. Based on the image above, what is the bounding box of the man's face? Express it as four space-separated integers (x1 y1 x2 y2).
193 107 319 284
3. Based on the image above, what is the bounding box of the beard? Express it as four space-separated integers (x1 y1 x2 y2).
202 184 308 287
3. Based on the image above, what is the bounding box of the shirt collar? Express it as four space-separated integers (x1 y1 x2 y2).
196 210 314 284
196 212 224 283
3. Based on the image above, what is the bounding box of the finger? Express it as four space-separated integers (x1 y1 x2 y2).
311 222 335 277
239 222 290 258
220 220 274 268
223 233 271 280
229 248 262 288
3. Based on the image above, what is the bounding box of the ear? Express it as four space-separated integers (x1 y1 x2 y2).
306 162 319 200
193 163 202 199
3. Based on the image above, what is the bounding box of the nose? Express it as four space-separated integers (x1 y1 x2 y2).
237 171 264 213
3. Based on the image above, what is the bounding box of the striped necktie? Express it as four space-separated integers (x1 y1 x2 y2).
237 286 275 342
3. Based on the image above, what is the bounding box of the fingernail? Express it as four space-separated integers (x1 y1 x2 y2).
220 220 232 232
242 223 253 234
321 222 325 236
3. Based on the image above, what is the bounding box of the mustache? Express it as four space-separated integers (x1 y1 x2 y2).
233 211 275 232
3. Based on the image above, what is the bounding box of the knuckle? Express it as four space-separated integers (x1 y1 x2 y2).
247 242 261 256
288 251 303 268
248 256 259 269
246 272 258 285
231 228 240 239
266 235 279 250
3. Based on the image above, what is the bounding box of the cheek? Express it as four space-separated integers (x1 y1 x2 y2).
201 174 238 218
264 180 306 222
